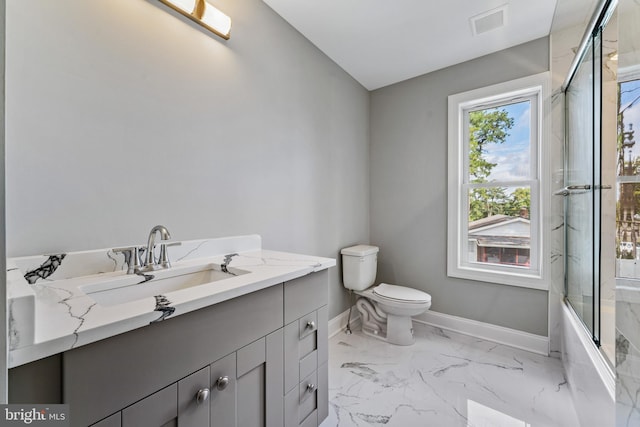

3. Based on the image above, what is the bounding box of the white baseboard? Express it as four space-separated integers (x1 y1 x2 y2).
414 310 550 356
328 307 361 339
328 307 549 356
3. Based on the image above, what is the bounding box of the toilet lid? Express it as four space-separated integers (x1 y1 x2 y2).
373 283 431 303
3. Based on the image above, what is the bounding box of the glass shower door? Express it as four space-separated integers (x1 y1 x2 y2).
565 33 602 344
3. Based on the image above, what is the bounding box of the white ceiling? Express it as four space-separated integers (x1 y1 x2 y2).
263 0 599 90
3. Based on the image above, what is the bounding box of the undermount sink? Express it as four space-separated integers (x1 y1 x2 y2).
81 263 249 307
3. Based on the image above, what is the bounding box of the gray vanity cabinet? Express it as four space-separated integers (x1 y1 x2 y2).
9 269 330 427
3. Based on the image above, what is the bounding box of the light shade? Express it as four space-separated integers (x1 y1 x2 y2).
159 0 231 40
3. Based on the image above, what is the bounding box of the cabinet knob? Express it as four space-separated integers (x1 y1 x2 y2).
216 376 230 391
306 383 317 393
196 388 210 404
306 321 316 330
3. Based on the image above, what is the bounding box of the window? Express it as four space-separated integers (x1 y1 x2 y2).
447 73 550 289
617 76 640 268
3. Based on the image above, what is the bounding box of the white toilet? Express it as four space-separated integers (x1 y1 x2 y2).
341 245 432 346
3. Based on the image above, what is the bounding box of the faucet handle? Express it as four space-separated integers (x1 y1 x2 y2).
112 246 143 274
158 242 181 269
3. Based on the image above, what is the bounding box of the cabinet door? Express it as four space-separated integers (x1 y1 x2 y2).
236 337 267 427
210 352 237 427
210 332 284 427
178 366 211 427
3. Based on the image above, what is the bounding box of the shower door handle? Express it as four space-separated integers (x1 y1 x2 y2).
554 184 591 196
553 184 611 196
566 184 592 190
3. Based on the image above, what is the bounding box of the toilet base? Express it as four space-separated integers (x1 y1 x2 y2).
385 313 415 346
360 314 415 346
356 297 416 346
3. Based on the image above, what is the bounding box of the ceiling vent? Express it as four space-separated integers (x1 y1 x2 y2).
470 4 508 36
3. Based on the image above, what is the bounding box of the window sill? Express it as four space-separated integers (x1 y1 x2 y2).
448 263 548 291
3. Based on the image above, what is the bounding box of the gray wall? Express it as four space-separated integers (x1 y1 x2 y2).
370 37 550 336
5 0 370 318
1 0 6 403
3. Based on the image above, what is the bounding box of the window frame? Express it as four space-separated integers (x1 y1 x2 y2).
447 72 550 290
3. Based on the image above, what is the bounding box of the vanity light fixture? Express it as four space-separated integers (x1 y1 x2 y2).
159 0 231 40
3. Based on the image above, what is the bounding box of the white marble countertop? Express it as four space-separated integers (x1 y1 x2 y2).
7 235 335 368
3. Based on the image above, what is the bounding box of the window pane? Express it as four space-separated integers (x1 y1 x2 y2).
484 247 500 263
502 248 517 264
616 79 640 278
616 180 640 272
467 101 531 183
517 249 530 266
467 186 531 268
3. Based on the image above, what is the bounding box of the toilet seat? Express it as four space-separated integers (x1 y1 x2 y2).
373 283 431 304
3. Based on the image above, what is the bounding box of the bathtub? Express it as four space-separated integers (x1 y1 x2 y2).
561 301 615 427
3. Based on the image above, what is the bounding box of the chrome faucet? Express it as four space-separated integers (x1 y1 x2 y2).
145 225 171 266
112 225 180 274
140 225 173 272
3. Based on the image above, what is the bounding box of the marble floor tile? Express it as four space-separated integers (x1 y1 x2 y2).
321 323 580 427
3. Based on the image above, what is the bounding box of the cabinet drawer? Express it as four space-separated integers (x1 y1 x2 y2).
298 370 318 422
284 270 328 324
285 370 319 427
299 350 317 382
299 332 316 359
298 311 318 339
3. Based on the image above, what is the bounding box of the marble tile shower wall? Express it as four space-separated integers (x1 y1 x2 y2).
616 286 640 425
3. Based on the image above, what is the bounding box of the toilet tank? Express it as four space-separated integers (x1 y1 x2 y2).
341 245 379 291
